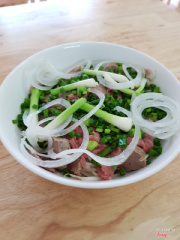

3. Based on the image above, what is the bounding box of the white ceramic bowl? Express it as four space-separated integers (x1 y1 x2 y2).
0 42 180 189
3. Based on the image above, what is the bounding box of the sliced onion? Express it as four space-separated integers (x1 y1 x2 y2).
35 61 60 86
37 116 56 126
24 99 72 150
25 64 53 91
20 120 89 167
22 110 29 127
56 88 105 136
25 98 71 127
56 59 92 79
95 61 144 90
25 59 92 90
131 92 180 139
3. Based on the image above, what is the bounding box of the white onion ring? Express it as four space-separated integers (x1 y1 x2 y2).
56 88 105 136
25 98 71 128
20 121 89 167
25 59 92 90
131 92 180 139
56 59 92 79
25 64 53 91
94 60 144 90
35 61 60 86
24 99 72 150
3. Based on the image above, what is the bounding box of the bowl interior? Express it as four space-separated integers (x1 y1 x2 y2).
0 42 180 188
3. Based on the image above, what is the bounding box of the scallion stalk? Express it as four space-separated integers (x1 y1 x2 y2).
80 103 132 132
29 88 40 125
98 146 113 157
30 88 40 113
50 79 98 95
45 98 86 130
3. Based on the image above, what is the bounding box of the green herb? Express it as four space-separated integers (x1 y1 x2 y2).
148 146 162 157
77 85 87 97
119 168 126 176
112 165 117 170
91 159 101 168
62 170 72 177
12 119 17 124
29 88 39 114
88 127 94 135
43 109 49 118
37 141 48 152
98 146 112 157
104 129 111 134
146 159 152 165
83 118 93 127
118 134 127 148
87 141 98 151
75 132 81 139
68 130 75 138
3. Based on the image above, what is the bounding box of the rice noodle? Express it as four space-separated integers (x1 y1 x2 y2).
131 92 180 139
69 174 100 181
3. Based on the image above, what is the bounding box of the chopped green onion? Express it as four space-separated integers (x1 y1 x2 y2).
29 88 40 125
80 103 132 132
96 128 104 133
153 138 161 146
100 135 111 144
83 118 93 127
148 146 162 157
119 168 126 176
112 165 117 170
146 159 152 165
118 134 127 148
50 79 98 95
87 141 98 151
12 119 17 124
68 130 75 138
77 85 87 97
98 146 113 157
30 88 39 113
88 127 94 135
127 128 145 139
120 88 135 95
63 170 72 177
91 159 101 168
104 129 111 134
75 132 81 139
72 90 77 95
43 109 49 118
110 126 120 133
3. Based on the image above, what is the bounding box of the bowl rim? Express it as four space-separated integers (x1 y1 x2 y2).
1 41 180 189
